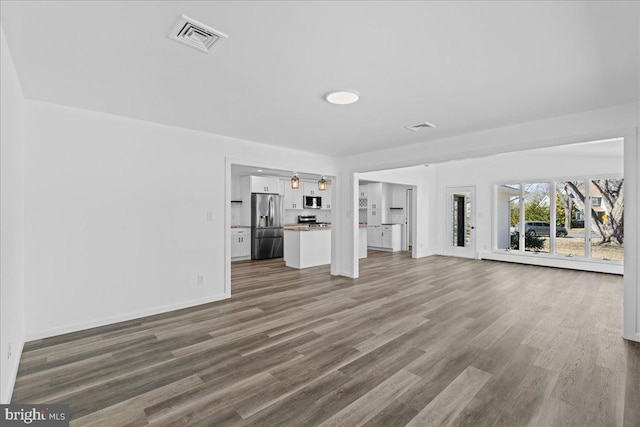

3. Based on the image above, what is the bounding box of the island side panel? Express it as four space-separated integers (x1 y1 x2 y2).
300 229 331 268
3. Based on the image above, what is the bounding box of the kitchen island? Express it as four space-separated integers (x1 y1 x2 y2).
283 226 331 269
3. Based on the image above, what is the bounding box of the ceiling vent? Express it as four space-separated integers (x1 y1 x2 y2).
168 15 228 53
405 121 436 132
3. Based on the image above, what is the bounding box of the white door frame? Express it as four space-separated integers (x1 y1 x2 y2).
445 186 477 259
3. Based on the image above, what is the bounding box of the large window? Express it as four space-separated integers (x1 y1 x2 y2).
496 177 623 262
556 180 586 257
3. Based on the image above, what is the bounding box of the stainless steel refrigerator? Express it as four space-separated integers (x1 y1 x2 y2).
251 193 284 260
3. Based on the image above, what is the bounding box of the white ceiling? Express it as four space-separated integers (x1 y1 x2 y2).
1 1 637 157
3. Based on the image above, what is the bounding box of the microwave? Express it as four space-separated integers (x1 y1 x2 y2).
303 196 322 209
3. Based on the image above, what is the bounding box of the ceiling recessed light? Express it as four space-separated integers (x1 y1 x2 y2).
257 169 263 172
325 90 359 105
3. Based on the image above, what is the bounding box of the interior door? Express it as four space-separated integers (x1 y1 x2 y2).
446 187 476 258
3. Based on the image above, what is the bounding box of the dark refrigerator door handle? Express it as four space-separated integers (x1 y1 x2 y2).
268 195 274 226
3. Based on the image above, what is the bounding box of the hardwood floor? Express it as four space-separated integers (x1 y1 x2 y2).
12 252 640 426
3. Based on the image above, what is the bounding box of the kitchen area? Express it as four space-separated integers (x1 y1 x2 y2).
359 181 412 255
230 165 412 272
230 166 334 269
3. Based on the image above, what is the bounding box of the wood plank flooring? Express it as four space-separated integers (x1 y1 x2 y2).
12 252 640 426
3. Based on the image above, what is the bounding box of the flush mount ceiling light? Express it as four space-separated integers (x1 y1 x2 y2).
325 90 359 105
318 176 328 191
290 173 300 190
168 15 228 53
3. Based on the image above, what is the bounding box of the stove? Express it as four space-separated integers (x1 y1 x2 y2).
298 215 329 227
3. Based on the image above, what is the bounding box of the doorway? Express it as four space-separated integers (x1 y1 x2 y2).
446 186 476 258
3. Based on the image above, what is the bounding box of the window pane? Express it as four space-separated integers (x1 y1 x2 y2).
590 179 624 261
523 183 550 253
451 192 472 247
556 181 585 257
496 184 520 250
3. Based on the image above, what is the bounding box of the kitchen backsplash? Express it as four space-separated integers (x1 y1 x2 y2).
285 209 331 224
232 205 331 226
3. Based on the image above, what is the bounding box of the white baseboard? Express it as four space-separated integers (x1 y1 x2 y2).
479 251 623 275
623 332 640 343
415 250 437 259
338 270 358 279
25 293 229 341
2 340 24 404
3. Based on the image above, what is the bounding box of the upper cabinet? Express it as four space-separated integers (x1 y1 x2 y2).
367 183 385 210
359 184 368 199
302 181 320 197
283 179 303 210
321 186 332 210
250 176 281 194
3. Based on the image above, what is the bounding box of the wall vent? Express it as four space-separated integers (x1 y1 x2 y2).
168 15 228 53
405 121 436 132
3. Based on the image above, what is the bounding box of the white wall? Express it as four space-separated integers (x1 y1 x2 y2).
434 144 624 259
340 103 638 341
23 101 339 340
0 26 26 404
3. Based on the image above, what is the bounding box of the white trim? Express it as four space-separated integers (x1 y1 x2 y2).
623 129 638 342
1 341 24 404
339 270 358 279
25 294 228 341
415 250 437 259
480 251 623 275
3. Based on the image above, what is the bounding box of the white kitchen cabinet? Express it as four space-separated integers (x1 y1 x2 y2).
231 229 251 260
381 224 401 251
250 176 280 194
359 184 368 199
368 224 401 252
367 226 382 248
283 179 303 210
367 183 383 210
284 228 331 269
303 181 320 197
367 208 381 226
321 186 332 210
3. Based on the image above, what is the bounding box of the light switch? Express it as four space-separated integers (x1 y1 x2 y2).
206 211 214 221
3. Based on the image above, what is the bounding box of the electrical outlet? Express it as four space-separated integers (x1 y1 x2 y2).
7 344 12 360
197 275 204 286
206 211 214 221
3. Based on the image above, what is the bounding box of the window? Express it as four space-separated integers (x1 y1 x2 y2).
556 180 585 257
523 183 550 253
496 184 520 250
496 177 623 262
590 179 623 261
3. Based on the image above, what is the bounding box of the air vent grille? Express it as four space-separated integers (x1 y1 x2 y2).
405 121 436 132
168 15 228 53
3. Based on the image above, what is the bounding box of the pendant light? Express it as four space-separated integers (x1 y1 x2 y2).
318 176 328 191
290 173 300 190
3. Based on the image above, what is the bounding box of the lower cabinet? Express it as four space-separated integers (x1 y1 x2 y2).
231 229 251 260
367 224 401 252
367 226 382 248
